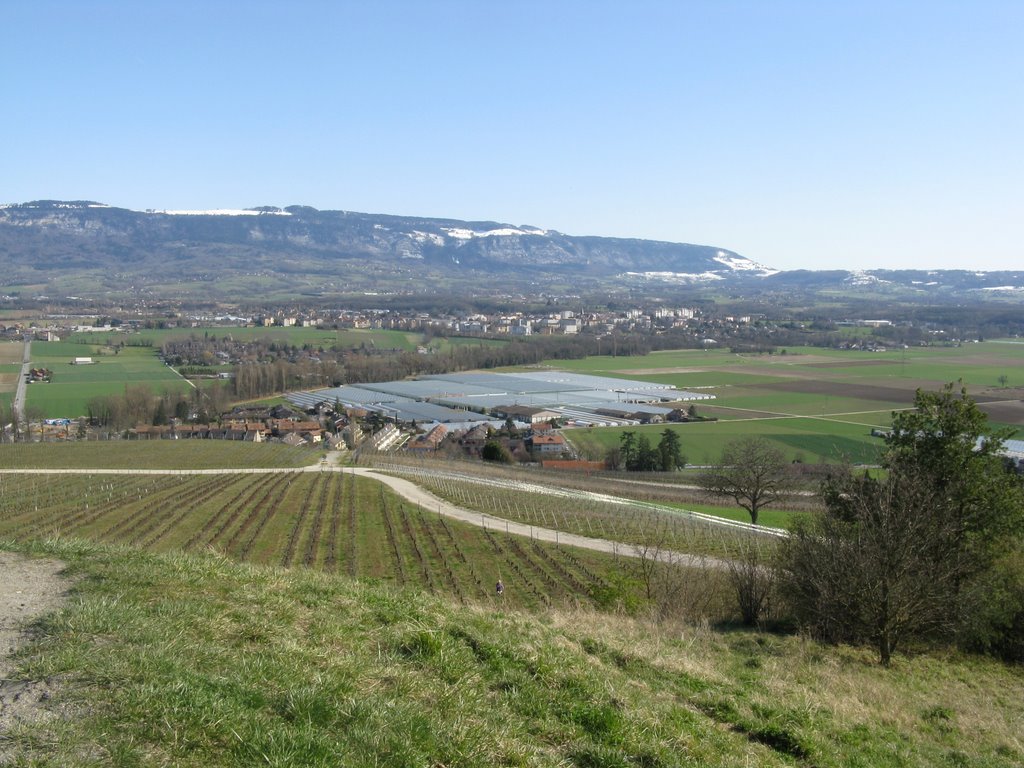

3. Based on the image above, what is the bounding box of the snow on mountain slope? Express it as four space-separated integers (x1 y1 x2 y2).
155 209 293 216
442 226 548 239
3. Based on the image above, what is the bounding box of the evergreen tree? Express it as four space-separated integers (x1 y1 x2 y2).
657 428 683 471
152 398 168 426
635 435 659 472
619 431 637 470
481 440 512 464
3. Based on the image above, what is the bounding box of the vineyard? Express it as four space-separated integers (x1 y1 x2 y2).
0 441 317 470
0 471 629 611
374 463 783 560
367 453 821 517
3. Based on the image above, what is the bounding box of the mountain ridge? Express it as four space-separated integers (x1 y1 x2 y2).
0 199 768 277
1 200 1022 302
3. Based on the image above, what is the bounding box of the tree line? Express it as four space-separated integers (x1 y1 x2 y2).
608 430 684 472
85 384 233 432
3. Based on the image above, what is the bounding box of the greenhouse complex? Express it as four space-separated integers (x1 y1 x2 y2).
287 371 713 429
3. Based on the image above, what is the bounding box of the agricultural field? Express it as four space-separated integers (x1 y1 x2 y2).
0 441 317 470
660 501 805 530
0 341 24 410
25 340 190 418
0 365 19 407
424 334 508 353
383 465 783 559
67 325 503 354
0 470 630 612
67 325 397 349
569 415 887 466
374 454 816 531
0 340 24 364
548 341 1024 398
550 342 1024 464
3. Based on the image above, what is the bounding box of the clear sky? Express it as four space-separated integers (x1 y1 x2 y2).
2 1 1021 271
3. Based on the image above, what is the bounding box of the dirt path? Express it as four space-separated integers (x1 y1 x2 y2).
0 551 70 753
351 468 730 568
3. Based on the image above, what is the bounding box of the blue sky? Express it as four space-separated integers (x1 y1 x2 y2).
2 1 1021 271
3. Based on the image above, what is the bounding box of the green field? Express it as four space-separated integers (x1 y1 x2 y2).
68 326 504 354
569 417 886 466
551 342 1024 463
68 326 417 349
546 343 1024 394
425 335 508 353
25 341 190 418
662 501 807 530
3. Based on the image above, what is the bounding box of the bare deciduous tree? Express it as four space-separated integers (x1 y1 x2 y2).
698 437 795 525
726 535 779 626
631 522 725 622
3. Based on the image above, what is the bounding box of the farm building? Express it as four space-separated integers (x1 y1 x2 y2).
529 434 568 454
407 424 448 453
490 406 562 424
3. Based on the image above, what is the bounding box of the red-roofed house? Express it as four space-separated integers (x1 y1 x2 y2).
528 433 567 455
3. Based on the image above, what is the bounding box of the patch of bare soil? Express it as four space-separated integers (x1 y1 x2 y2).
0 552 70 761
979 400 1024 426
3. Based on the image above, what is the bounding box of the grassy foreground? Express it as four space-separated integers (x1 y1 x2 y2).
5 540 1023 767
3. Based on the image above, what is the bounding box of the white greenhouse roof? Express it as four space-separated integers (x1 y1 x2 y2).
287 370 714 425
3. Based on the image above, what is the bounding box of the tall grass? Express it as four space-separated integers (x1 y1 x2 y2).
5 540 1023 767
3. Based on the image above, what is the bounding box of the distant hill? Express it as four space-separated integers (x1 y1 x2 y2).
1 200 1022 302
0 200 766 298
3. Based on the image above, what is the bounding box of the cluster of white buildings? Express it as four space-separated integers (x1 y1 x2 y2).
229 305 706 338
